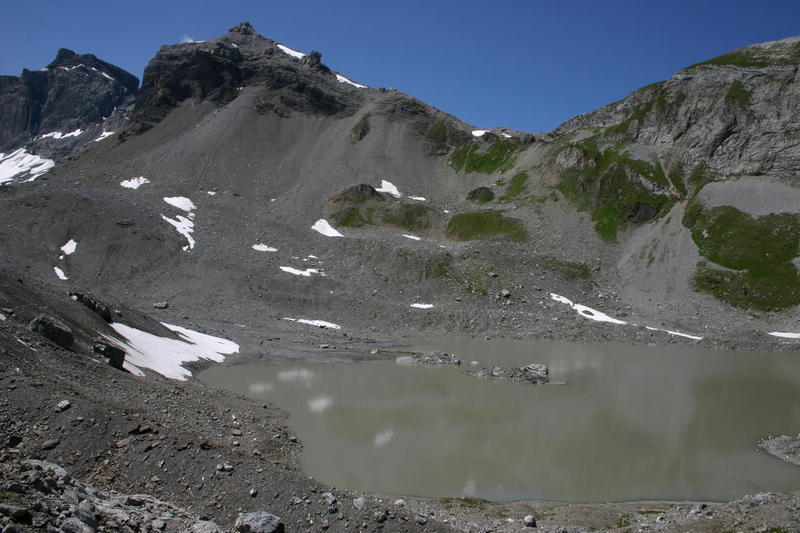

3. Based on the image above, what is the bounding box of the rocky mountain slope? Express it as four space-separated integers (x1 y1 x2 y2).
1 21 799 532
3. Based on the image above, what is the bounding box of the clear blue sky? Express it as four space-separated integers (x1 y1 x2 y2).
2 0 799 132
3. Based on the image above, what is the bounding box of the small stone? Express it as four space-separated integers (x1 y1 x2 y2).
249 488 258 497
393 499 407 507
41 439 60 450
321 492 337 506
373 510 388 523
352 497 365 510
232 429 242 436
151 519 166 530
215 463 234 472
189 521 223 533
152 301 169 309
55 400 71 412
523 514 537 527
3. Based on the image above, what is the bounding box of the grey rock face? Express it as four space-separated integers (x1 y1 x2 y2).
29 314 74 349
0 48 138 153
555 36 800 177
234 511 284 533
69 292 112 322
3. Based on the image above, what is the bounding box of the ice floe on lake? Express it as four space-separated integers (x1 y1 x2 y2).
108 322 239 381
252 243 277 252
373 429 394 448
307 395 333 413
120 176 150 189
283 317 341 330
312 219 344 237
0 148 55 183
53 267 68 280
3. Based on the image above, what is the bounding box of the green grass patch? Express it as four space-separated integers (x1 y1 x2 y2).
684 201 800 310
381 203 437 232
329 184 438 232
466 186 495 204
555 142 676 241
500 172 529 200
425 119 471 154
445 210 528 242
688 49 771 69
331 206 369 227
449 140 519 174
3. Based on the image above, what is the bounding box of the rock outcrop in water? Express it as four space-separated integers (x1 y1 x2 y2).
395 352 462 366
466 363 549 384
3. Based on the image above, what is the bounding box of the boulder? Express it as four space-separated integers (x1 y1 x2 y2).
69 292 112 322
395 351 461 366
92 340 125 369
29 314 74 349
234 512 284 533
466 363 549 384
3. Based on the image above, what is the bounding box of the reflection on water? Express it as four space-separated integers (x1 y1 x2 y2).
199 337 800 502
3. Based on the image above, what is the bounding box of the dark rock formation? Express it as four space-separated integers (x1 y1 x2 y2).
0 48 138 153
92 340 125 369
28 314 74 349
395 352 461 366
69 292 112 322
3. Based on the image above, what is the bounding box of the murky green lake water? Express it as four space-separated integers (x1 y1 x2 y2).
199 337 800 502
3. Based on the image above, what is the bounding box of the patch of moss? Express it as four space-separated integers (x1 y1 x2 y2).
555 142 676 241
684 201 800 310
350 113 370 143
331 206 369 227
501 172 529 200
725 80 752 109
381 203 437 232
425 119 471 154
445 210 528 242
466 186 495 204
604 89 685 140
449 140 519 174
538 256 592 281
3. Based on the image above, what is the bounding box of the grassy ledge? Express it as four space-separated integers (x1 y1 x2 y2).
445 210 529 242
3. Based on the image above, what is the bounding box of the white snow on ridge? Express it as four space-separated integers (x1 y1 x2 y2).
336 73 367 89
53 267 68 280
375 180 401 197
472 130 489 137
163 197 196 212
284 317 341 330
94 131 115 142
768 332 800 339
277 44 306 59
410 303 434 309
40 129 83 140
311 219 344 237
108 321 239 381
161 215 195 251
60 239 77 256
403 234 421 241
0 148 55 184
252 243 278 252
120 177 150 189
280 266 322 277
408 195 427 202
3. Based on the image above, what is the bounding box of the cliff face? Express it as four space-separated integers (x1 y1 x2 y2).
0 48 138 154
554 36 800 177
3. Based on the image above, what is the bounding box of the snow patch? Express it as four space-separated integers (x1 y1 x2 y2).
163 196 196 212
53 267 68 280
108 322 239 381
472 130 489 137
280 266 322 277
336 73 367 89
277 44 306 59
549 293 627 325
408 196 427 202
0 313 5 321
0 148 55 183
645 326 704 341
252 243 277 252
283 317 341 330
40 129 83 140
311 219 344 237
161 215 195 251
94 131 115 142
402 234 421 241
375 180 401 197
410 303 434 309
768 332 800 339
120 177 150 189
207 191 217 196
60 239 77 256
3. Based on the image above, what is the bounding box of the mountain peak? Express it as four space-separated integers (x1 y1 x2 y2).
228 22 256 35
